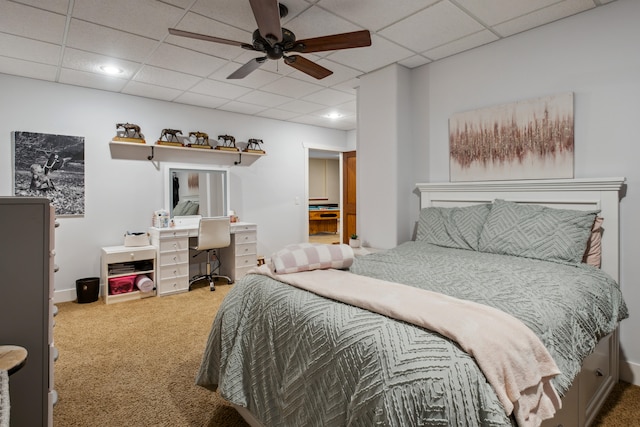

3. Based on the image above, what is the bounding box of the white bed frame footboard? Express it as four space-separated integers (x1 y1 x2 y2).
416 177 626 427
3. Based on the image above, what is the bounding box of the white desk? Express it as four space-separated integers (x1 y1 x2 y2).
149 222 257 296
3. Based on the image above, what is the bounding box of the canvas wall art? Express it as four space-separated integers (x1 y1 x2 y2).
449 92 574 182
13 131 85 216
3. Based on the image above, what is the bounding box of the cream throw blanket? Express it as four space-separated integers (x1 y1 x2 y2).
251 265 562 427
0 369 9 427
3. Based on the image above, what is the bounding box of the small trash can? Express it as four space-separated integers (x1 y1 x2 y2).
76 277 100 303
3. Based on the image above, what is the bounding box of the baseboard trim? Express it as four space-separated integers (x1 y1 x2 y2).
54 284 105 304
619 358 640 386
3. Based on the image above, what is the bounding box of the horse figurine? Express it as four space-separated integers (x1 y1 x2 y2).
160 128 182 142
246 138 264 151
189 131 209 145
116 122 142 138
218 134 237 148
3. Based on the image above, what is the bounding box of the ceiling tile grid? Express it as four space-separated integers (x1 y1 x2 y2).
0 0 615 130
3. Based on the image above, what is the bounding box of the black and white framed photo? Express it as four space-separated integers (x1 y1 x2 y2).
13 131 85 216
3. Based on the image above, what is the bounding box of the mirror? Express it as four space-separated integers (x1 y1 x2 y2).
163 164 229 218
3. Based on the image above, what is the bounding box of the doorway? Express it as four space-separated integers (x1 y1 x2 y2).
307 149 342 244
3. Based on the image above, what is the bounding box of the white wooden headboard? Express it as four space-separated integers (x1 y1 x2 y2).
415 177 626 282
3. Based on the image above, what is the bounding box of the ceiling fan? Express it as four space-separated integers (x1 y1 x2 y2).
168 0 371 80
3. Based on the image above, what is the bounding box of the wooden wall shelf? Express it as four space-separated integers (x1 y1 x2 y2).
109 140 265 166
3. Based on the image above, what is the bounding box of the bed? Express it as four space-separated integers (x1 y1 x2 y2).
196 178 627 427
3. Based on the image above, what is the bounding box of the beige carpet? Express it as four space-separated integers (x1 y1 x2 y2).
53 282 639 426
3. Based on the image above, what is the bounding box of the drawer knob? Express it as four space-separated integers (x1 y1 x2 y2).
130 253 135 258
596 368 604 377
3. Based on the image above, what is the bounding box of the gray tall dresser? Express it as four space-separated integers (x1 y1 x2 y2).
0 197 56 426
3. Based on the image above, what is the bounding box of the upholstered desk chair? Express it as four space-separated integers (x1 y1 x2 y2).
189 217 232 291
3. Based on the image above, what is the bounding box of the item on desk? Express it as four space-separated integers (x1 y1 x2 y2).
228 210 238 223
124 231 150 247
135 275 155 293
108 275 136 295
153 209 169 228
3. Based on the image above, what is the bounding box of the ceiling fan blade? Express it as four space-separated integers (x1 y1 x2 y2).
290 30 372 53
249 0 282 44
168 28 248 47
227 57 267 79
284 55 333 80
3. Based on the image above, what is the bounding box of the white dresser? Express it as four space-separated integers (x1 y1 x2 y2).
149 221 257 295
0 197 56 426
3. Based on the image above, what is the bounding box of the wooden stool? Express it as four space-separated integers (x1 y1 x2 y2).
0 345 28 375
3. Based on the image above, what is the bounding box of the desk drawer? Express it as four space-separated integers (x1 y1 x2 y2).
234 231 257 244
157 277 188 295
236 254 257 269
235 242 257 257
160 263 189 279
160 238 189 252
159 250 189 266
157 229 189 239
233 224 256 233
106 248 156 264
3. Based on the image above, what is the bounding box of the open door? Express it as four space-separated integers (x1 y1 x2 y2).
342 150 356 244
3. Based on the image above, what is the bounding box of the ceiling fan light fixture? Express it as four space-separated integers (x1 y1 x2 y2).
100 65 123 75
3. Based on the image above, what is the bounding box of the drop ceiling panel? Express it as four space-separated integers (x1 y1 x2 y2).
454 0 560 26
71 0 184 40
493 0 595 37
147 43 227 77
237 90 292 108
190 78 253 99
0 33 61 65
0 56 57 81
301 87 353 106
134 65 202 91
218 101 266 115
66 20 158 62
122 80 184 101
12 0 70 14
256 108 301 120
277 99 325 114
260 76 323 98
284 5 363 40
327 35 413 73
318 0 439 31
379 1 485 53
59 68 128 92
422 30 498 60
174 92 229 109
0 1 66 43
61 48 141 78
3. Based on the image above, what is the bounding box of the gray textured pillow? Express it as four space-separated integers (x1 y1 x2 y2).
478 199 598 264
416 204 492 251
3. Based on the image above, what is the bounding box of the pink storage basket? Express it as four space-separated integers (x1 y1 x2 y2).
108 275 136 295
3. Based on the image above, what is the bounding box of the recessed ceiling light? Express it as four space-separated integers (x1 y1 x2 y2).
324 112 343 119
100 65 123 75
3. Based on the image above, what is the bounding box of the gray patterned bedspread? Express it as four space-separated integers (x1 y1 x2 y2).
196 242 628 427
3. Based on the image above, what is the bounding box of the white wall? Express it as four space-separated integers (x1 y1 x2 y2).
0 74 349 301
407 0 640 383
358 64 414 248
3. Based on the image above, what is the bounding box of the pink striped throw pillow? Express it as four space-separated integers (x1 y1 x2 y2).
272 243 354 274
